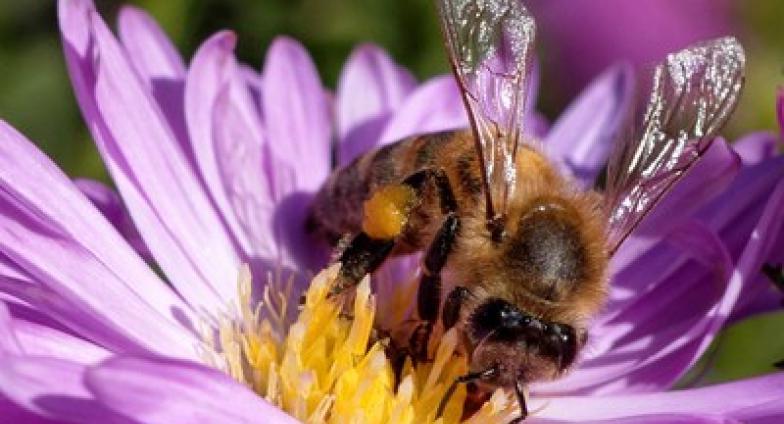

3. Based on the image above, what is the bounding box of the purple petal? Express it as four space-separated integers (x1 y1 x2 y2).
701 155 784 321
186 31 277 261
545 63 635 187
87 356 298 424
527 112 550 139
538 414 740 424
59 0 242 317
0 121 198 359
1 301 110 364
117 6 185 82
262 36 331 193
240 64 264 112
337 43 416 164
526 0 733 97
526 59 541 116
0 355 133 423
733 132 779 166
547 152 784 396
536 373 784 421
380 75 469 143
0 303 21 354
609 139 740 272
538 224 735 396
0 396 61 424
117 5 190 162
74 179 151 260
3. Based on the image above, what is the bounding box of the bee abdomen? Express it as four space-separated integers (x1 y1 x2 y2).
307 130 478 246
307 136 421 243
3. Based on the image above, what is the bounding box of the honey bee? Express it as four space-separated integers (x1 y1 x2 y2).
306 0 745 421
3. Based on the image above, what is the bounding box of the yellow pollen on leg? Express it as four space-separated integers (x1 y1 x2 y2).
211 264 519 423
362 184 417 239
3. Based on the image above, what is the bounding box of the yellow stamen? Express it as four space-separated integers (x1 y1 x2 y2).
211 264 518 423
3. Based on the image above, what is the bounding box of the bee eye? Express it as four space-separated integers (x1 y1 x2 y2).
500 306 524 329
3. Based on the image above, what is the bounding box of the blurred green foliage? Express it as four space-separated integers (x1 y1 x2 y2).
0 0 782 387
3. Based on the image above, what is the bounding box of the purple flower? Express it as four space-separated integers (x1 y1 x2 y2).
0 0 783 422
527 0 735 96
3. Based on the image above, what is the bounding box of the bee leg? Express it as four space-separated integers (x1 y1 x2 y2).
509 378 529 423
442 286 471 331
334 168 456 295
436 366 498 419
399 168 460 360
333 232 396 294
414 213 460 360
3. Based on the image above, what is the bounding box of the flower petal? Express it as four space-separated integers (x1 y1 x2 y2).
117 5 190 160
337 43 416 165
262 36 331 193
1 301 110 365
536 373 784 421
539 224 735 396
553 414 740 423
0 121 198 359
380 75 469 144
0 303 21 354
545 63 635 187
733 132 779 166
609 139 740 272
0 396 60 424
87 356 299 424
117 6 185 81
186 31 276 261
74 179 151 260
0 355 133 423
545 155 784 396
59 0 241 317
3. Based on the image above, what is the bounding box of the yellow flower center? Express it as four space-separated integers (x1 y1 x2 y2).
208 264 519 423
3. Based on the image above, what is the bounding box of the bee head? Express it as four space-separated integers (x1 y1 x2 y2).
466 297 579 386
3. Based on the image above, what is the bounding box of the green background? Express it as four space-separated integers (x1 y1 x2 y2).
0 1 782 386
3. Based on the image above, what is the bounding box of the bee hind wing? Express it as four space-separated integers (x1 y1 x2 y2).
604 37 746 254
435 0 537 221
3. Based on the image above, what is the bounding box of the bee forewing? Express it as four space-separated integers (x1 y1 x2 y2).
605 37 746 254
436 0 536 221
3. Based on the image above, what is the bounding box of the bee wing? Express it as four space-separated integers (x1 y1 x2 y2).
435 0 536 221
605 37 745 254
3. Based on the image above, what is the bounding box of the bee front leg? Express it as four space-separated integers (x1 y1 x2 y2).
411 213 460 359
436 367 498 419
510 378 529 423
442 286 471 331
334 232 396 294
